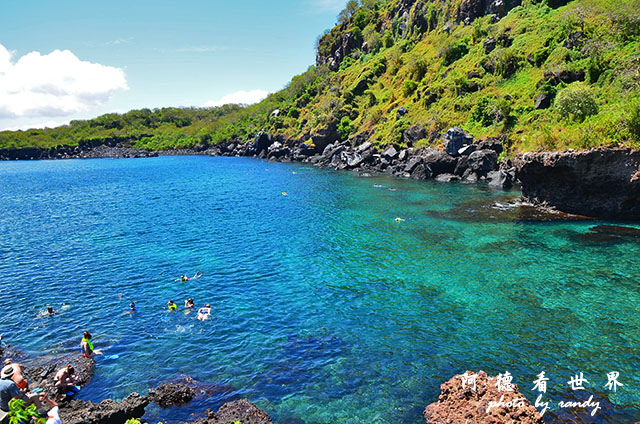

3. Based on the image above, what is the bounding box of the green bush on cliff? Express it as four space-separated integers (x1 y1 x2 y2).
555 83 599 122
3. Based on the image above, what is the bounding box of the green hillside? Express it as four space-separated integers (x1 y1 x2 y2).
2 0 639 155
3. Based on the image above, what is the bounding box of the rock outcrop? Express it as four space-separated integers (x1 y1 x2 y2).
181 399 273 424
514 148 640 219
59 393 149 424
424 371 544 424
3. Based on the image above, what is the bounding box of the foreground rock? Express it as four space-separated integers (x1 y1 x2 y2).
181 399 273 424
149 381 196 407
514 148 640 219
424 371 543 424
59 393 149 424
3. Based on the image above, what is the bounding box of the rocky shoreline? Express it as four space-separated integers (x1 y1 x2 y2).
2 130 640 220
1 342 549 423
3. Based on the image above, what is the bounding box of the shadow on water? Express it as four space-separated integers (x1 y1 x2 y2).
564 224 640 246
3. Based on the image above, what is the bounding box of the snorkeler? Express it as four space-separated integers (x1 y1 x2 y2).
80 332 93 357
167 300 177 311
184 298 194 308
197 304 211 321
174 271 203 282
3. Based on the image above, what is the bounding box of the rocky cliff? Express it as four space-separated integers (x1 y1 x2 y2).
514 148 640 219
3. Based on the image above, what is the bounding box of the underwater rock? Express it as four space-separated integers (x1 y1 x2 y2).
149 381 196 407
180 399 273 424
424 371 543 424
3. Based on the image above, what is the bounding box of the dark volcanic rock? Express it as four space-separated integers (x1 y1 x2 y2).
424 371 543 424
22 353 95 402
149 381 195 407
442 127 473 156
534 93 552 110
424 150 458 176
181 399 273 424
311 121 339 153
403 125 427 145
484 38 497 54
514 148 640 219
60 393 149 424
467 149 499 176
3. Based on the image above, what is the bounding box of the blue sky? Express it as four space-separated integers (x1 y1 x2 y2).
0 0 346 130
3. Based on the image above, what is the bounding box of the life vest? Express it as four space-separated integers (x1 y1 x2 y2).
81 337 94 355
168 303 177 310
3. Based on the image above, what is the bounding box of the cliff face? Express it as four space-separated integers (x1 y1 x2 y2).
514 148 640 219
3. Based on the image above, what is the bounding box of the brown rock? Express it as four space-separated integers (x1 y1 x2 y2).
423 371 543 424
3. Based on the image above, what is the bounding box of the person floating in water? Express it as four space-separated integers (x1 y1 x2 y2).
174 271 203 282
197 304 211 321
184 298 194 308
47 306 56 315
126 302 136 315
81 332 93 357
167 300 177 311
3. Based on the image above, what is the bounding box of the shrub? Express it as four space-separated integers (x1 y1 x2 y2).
287 107 300 118
372 57 387 76
407 54 429 80
338 116 354 140
440 40 468 66
7 399 45 424
555 83 599 122
338 56 355 71
383 30 394 48
402 80 418 96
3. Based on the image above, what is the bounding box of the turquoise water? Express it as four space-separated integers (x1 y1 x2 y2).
0 156 638 423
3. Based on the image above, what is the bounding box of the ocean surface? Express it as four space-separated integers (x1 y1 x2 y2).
0 156 638 424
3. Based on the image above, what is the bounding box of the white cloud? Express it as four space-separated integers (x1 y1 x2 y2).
202 89 269 107
0 43 128 120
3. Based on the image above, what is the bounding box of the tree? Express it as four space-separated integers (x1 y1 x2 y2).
338 0 359 24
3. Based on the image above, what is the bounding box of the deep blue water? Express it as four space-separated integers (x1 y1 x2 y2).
0 156 639 424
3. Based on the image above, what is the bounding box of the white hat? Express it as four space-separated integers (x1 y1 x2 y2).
1 365 14 379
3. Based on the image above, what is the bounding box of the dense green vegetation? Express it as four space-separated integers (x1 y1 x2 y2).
2 0 639 154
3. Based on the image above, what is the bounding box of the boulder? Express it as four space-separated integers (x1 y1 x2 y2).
403 125 428 146
424 150 458 176
396 107 408 119
484 38 497 54
311 121 339 153
534 93 552 110
404 157 423 173
357 141 373 153
411 164 432 180
382 146 399 161
442 127 473 156
475 138 504 155
458 144 476 156
149 381 195 407
424 371 544 424
182 399 273 424
467 149 499 176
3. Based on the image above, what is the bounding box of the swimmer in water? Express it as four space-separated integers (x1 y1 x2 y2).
197 304 212 321
184 298 194 309
395 217 406 222
174 271 203 282
167 300 177 311
126 302 136 314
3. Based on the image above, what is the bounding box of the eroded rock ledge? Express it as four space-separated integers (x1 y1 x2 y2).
514 148 640 220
